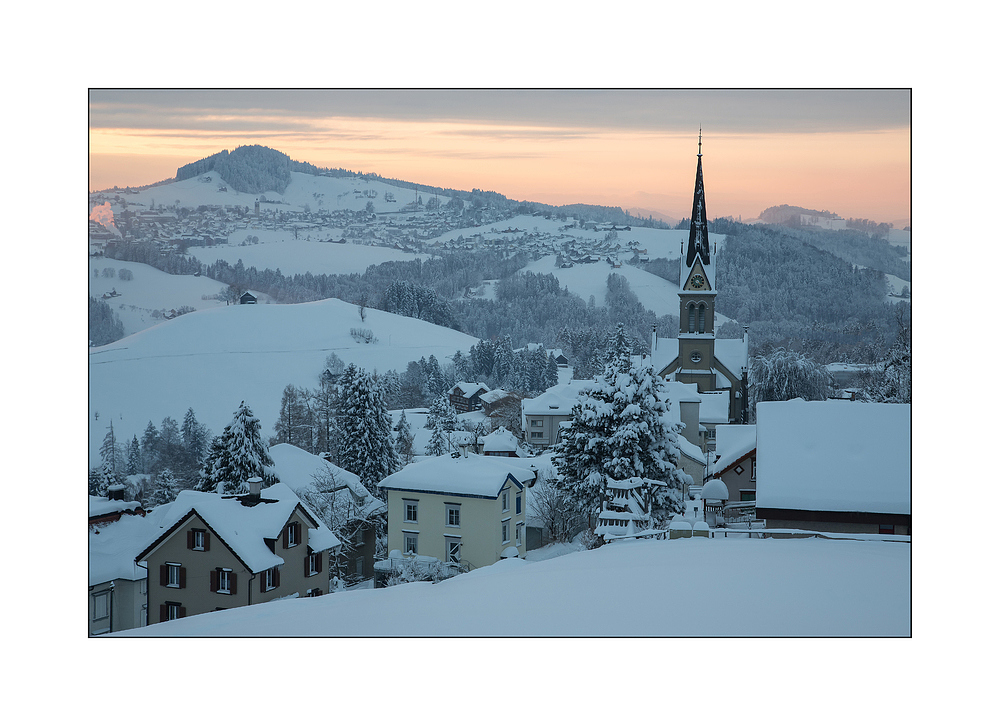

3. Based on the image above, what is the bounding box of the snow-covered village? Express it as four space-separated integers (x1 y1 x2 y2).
73 85 938 725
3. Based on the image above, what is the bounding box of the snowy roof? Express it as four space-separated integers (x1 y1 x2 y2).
269 443 384 519
699 390 731 423
674 433 706 465
521 379 593 416
713 425 756 473
451 382 489 397
380 453 536 498
136 482 340 573
482 427 525 455
651 338 747 381
90 511 158 585
89 495 142 519
661 380 702 404
479 388 511 405
701 478 729 501
756 400 910 515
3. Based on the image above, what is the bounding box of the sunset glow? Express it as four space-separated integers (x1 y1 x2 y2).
89 90 910 225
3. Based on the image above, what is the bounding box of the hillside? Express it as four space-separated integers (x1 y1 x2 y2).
113 536 910 636
88 298 480 463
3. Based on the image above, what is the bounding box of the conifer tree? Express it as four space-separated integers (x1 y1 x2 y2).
148 467 180 507
394 409 415 464
196 402 276 494
336 366 399 492
126 435 141 476
553 328 686 528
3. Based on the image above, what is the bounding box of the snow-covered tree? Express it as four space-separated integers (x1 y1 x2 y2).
425 394 459 457
336 366 399 491
100 421 125 474
148 467 180 507
92 461 126 497
126 435 141 476
196 402 276 494
553 332 686 529
180 408 210 471
394 409 415 464
748 348 832 420
858 306 911 404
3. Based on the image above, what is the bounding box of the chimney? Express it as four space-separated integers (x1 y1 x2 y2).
108 484 126 501
246 477 263 499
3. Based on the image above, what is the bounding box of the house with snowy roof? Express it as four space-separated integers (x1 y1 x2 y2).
89 496 155 635
708 424 757 503
379 454 536 574
448 382 490 413
481 426 529 458
521 379 594 449
754 400 910 535
134 480 340 624
269 443 386 583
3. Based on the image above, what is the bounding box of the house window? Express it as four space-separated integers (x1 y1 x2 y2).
93 591 110 623
447 539 461 564
705 428 716 440
516 494 522 514
740 490 756 502
306 552 322 576
404 532 418 555
502 519 511 544
164 602 184 621
530 432 544 439
516 523 523 546
262 567 279 592
530 419 542 427
285 521 300 548
217 569 231 594
404 499 418 523
189 529 207 551
502 490 509 512
166 562 183 588
446 504 461 527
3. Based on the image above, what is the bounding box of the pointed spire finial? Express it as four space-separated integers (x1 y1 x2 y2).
698 126 702 157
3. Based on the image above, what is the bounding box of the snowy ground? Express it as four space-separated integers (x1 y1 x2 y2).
112 537 910 637
88 298 479 463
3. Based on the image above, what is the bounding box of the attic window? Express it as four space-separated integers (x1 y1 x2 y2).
734 465 744 476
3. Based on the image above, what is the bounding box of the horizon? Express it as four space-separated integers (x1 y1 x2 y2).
89 90 910 226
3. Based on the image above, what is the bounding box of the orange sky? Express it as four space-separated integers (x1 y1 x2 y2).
89 91 911 224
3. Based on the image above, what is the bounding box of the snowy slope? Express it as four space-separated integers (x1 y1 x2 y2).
102 170 452 215
88 298 479 463
89 259 229 337
521 253 734 323
187 238 428 277
113 537 910 636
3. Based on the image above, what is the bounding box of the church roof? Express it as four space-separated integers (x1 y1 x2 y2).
682 130 715 290
650 338 748 383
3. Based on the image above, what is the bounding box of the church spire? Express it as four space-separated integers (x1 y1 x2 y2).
685 130 710 268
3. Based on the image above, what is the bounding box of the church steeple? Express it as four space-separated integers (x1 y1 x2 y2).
685 127 710 269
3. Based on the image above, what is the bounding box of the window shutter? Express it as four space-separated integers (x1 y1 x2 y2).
159 603 167 622
159 564 167 587
179 567 186 589
187 531 194 549
178 606 186 618
260 573 266 593
305 555 311 577
230 573 237 596
274 567 280 588
203 532 210 551
283 525 289 548
210 569 218 592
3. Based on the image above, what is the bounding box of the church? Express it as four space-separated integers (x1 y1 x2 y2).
650 132 749 428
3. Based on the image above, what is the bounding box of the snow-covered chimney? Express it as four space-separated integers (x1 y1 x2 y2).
246 477 263 499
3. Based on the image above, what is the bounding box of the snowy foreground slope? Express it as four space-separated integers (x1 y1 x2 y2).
118 538 910 637
88 298 479 462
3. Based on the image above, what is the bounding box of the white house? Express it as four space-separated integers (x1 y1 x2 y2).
379 454 537 573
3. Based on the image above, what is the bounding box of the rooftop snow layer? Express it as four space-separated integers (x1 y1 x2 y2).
755 400 910 514
380 453 536 498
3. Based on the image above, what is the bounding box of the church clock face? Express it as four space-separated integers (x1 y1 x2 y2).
690 350 702 363
690 273 706 290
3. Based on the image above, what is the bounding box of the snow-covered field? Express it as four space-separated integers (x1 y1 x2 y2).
88 298 479 463
187 237 429 277
113 536 910 637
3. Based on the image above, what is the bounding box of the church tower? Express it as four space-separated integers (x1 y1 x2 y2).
676 129 717 392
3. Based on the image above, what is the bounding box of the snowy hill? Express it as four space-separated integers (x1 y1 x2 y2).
88 298 479 463
114 536 910 636
98 169 451 216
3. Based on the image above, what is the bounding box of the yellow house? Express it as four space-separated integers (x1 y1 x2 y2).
380 454 537 572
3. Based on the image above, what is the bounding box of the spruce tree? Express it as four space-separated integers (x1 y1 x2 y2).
337 366 399 492
553 337 686 528
196 402 276 495
149 467 180 507
126 435 141 476
394 409 415 464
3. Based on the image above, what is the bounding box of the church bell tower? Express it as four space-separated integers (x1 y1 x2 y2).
677 129 717 392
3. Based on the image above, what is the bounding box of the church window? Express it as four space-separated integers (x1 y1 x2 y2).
687 304 697 333
698 304 706 333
